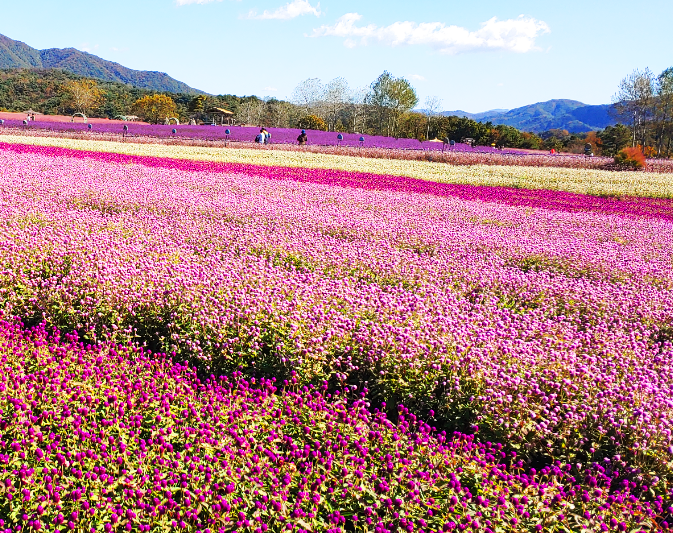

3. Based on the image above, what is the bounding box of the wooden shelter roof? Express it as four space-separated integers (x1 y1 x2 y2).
208 107 234 115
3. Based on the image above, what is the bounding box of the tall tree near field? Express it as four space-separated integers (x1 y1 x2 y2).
323 77 350 132
612 68 655 148
64 79 103 116
348 86 368 134
266 99 295 128
291 78 323 116
654 68 673 156
598 124 631 156
188 95 207 113
366 72 419 137
236 99 268 126
131 94 178 124
423 96 442 140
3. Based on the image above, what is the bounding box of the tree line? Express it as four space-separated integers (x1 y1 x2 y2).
611 67 673 157
1 66 672 157
0 69 260 125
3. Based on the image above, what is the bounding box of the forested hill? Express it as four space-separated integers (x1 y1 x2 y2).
442 99 617 133
0 34 204 95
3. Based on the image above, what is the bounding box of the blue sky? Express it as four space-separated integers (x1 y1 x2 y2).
2 0 672 111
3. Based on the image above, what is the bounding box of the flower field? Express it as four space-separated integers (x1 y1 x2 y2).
3 135 673 198
4 124 673 175
1 138 673 532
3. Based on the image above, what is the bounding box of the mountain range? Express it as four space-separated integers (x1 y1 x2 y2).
0 33 203 95
1 33 618 132
441 99 617 133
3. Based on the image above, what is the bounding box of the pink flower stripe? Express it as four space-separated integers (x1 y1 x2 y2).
3 140 673 221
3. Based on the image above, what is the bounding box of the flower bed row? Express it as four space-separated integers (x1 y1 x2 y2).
2 134 673 198
4 142 673 222
0 321 667 532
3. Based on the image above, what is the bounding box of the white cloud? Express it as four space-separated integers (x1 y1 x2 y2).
311 14 550 54
409 74 425 81
245 0 321 20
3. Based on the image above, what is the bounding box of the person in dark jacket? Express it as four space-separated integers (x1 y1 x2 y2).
297 129 308 145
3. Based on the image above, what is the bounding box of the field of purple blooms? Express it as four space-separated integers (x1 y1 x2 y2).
0 120 506 153
1 323 665 533
1 142 673 532
5 121 673 174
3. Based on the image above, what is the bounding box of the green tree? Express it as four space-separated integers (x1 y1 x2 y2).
544 136 564 152
188 95 207 113
398 112 428 142
366 71 418 137
492 125 523 148
131 94 178 124
519 132 544 150
598 124 631 156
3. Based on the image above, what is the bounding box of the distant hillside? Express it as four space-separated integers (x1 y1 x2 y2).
442 99 617 133
440 109 509 122
0 34 204 95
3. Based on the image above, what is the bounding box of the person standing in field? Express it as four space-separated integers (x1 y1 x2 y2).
297 129 307 146
262 128 271 145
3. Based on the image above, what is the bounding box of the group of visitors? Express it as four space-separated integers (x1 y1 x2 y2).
254 128 309 146
26 113 36 121
255 128 271 145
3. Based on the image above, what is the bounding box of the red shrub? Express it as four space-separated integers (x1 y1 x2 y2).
615 146 646 169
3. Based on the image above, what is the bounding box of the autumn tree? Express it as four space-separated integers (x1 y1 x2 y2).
297 115 328 131
64 79 103 116
131 94 178 124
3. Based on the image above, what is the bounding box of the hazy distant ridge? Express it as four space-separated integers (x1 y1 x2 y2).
0 34 204 95
442 99 616 133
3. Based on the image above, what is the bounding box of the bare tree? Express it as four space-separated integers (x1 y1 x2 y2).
348 86 368 134
266 100 296 128
423 96 443 140
612 68 655 147
323 77 350 131
236 99 266 126
291 78 324 116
